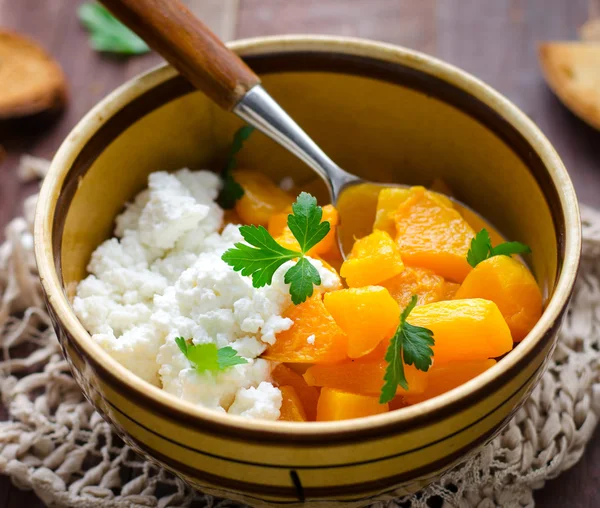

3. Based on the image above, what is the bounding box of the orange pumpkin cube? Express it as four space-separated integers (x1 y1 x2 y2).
304 360 427 396
267 206 292 237
279 386 307 422
394 186 475 282
406 359 496 404
454 256 543 341
407 299 513 364
271 364 319 420
442 281 460 300
316 388 388 421
340 230 405 287
233 170 294 226
380 266 447 308
323 286 399 359
373 187 454 236
263 295 347 364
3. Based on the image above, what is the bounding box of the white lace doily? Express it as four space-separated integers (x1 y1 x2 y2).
1 159 599 508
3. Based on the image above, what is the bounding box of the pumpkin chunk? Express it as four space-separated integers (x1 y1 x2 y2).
272 364 319 420
279 385 307 421
407 299 513 364
304 360 427 396
394 186 475 282
263 295 347 364
406 359 496 404
316 388 388 421
340 230 404 287
374 187 454 236
380 266 447 308
233 169 294 226
454 256 543 341
323 286 399 359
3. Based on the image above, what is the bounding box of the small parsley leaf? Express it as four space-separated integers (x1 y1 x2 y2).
284 256 322 305
467 229 493 267
380 296 435 404
490 241 532 258
217 347 250 369
221 225 298 287
467 228 532 268
221 193 331 304
217 125 254 209
175 337 247 373
79 3 150 55
287 192 331 253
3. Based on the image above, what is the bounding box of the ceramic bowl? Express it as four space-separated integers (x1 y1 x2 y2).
34 35 581 506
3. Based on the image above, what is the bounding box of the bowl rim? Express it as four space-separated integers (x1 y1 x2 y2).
34 34 581 439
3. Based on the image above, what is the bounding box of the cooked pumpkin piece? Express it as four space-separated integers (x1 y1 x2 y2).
405 359 496 404
380 266 448 308
263 295 347 364
279 385 308 421
340 230 404 287
373 187 454 236
393 186 475 282
304 359 427 396
233 169 295 226
323 286 399 359
316 387 388 421
407 299 513 364
454 255 543 341
271 363 319 420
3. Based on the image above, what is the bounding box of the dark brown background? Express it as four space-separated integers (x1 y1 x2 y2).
1 0 599 506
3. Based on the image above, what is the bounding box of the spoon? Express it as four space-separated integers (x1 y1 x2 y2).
101 0 481 255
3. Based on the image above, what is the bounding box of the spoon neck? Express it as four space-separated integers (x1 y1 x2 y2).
234 85 360 199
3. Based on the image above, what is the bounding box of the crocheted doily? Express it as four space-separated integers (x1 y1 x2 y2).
1 160 599 508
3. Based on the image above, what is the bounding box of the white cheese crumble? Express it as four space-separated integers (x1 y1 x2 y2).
306 334 316 345
73 168 341 420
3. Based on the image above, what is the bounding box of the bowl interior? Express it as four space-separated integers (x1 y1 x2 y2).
57 51 559 307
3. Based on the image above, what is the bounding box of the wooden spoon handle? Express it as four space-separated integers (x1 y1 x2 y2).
100 0 260 110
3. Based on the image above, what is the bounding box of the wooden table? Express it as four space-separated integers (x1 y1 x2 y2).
1 1 599 506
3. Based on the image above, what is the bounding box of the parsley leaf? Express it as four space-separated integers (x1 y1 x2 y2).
217 125 254 209
222 192 330 304
287 192 331 253
467 229 493 267
221 226 298 287
467 228 532 268
79 3 150 55
380 296 435 404
175 337 247 373
284 257 322 305
490 241 532 258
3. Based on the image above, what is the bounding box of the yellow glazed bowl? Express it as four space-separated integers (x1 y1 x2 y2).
35 36 581 506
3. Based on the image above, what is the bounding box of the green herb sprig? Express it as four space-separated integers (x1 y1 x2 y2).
217 125 254 209
79 3 150 55
222 192 330 305
175 337 247 373
380 296 435 404
467 229 532 268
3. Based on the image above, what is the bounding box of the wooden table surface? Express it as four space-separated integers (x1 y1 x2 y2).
1 0 599 506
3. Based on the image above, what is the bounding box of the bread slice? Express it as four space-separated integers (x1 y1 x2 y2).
0 30 67 119
538 42 600 130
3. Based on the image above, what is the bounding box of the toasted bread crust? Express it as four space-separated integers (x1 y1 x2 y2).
538 42 600 130
0 30 68 119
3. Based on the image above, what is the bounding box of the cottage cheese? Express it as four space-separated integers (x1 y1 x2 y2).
73 168 341 420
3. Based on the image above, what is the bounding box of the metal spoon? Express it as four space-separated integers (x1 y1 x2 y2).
102 0 481 256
